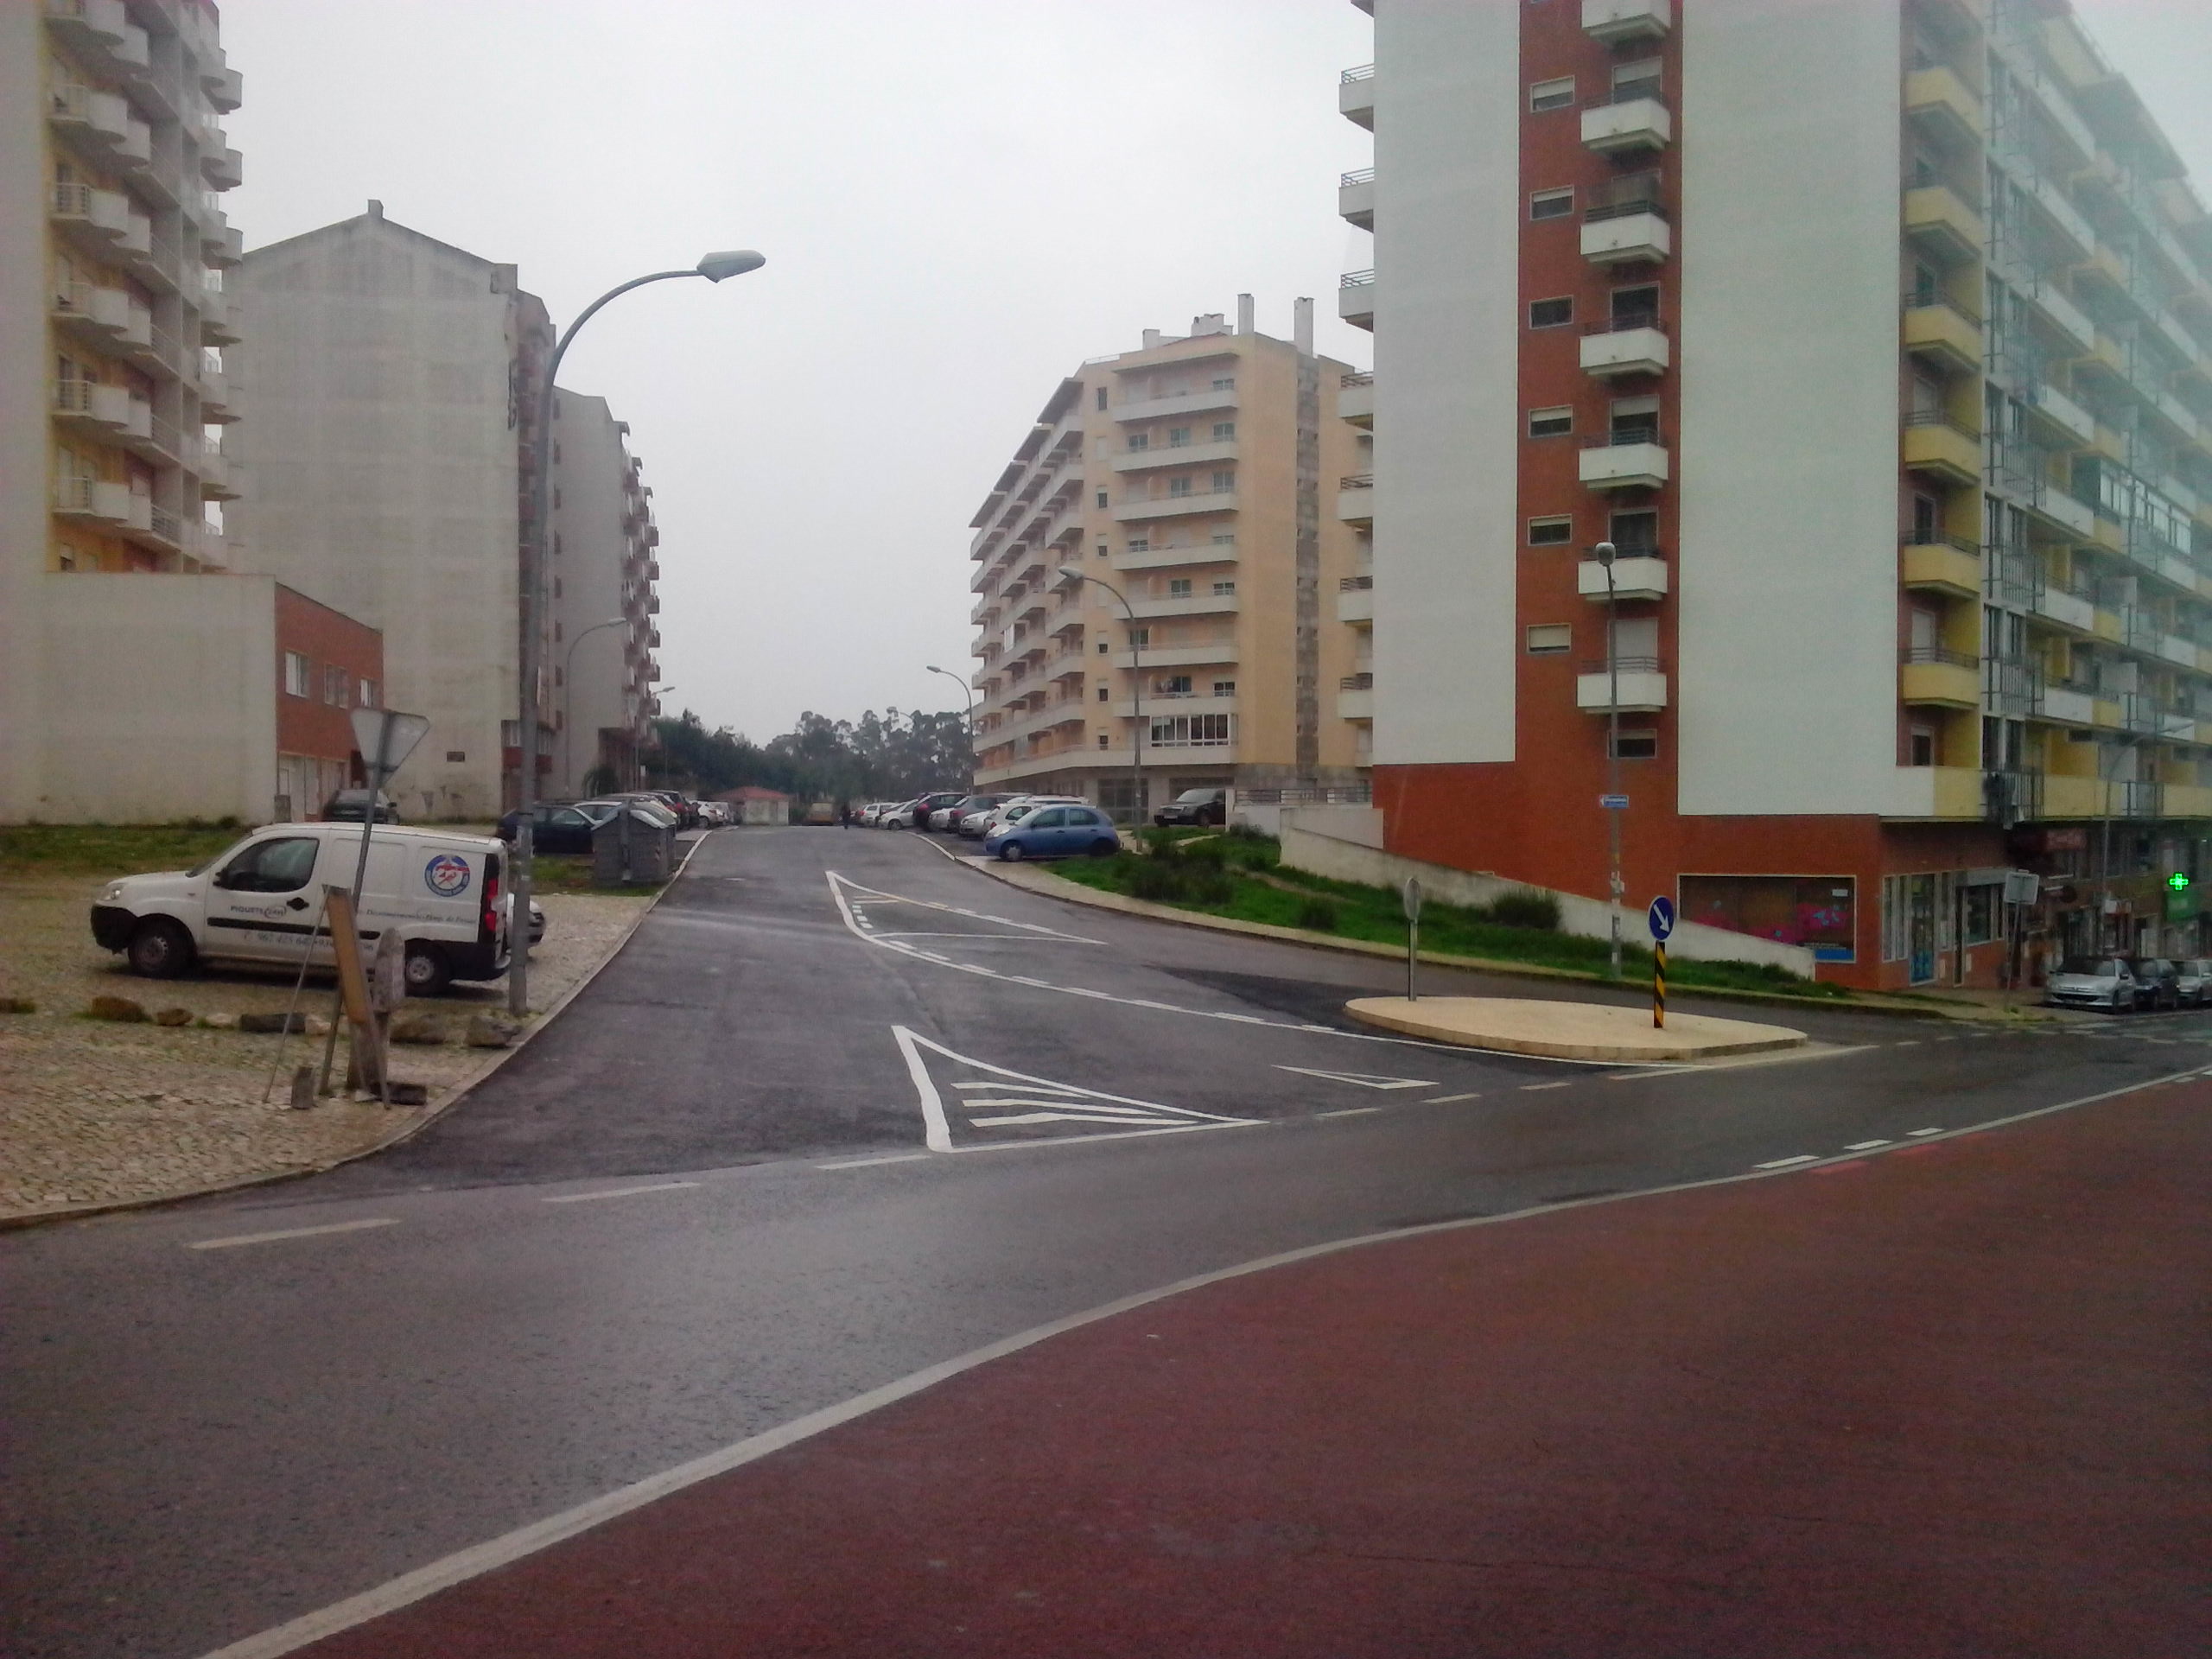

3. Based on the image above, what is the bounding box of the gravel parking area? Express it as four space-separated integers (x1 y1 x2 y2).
0 879 652 1220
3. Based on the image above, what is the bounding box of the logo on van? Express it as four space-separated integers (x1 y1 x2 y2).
423 854 472 898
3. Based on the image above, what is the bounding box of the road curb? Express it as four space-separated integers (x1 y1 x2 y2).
0 831 716 1234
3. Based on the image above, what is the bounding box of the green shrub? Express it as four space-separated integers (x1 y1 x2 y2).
1485 888 1560 931
1178 837 1227 868
1128 860 1186 903
1294 898 1338 931
1141 826 1179 861
1187 868 1236 906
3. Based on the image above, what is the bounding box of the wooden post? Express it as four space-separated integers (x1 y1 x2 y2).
322 886 380 1099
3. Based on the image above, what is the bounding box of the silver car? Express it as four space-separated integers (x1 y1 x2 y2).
2172 958 2212 1007
2044 955 2139 1013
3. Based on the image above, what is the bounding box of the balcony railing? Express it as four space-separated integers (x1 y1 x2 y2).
1582 656 1663 675
1902 530 1979 553
1589 82 1665 106
1339 473 1374 490
1584 427 1663 448
1901 408 1981 441
1341 63 1376 84
1340 268 1375 288
1585 172 1666 221
1340 166 1375 188
1341 370 1373 388
1585 314 1664 334
1340 672 1374 691
1901 289 1983 326
1340 575 1374 591
1899 645 1978 668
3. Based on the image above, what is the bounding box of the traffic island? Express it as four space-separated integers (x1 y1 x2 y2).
1344 995 1808 1062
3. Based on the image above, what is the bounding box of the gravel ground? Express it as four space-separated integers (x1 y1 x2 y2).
0 881 651 1219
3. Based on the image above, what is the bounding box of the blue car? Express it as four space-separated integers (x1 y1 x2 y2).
982 804 1122 861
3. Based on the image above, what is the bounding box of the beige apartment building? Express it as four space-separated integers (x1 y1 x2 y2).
968 302 1371 817
1345 0 2212 988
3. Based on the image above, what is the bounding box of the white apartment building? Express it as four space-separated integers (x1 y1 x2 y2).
225 205 555 820
968 301 1370 818
1345 0 2212 989
549 390 659 797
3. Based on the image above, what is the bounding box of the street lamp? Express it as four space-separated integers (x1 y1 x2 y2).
562 617 626 792
1596 539 1624 980
925 665 977 782
1058 563 1144 826
511 248 765 1017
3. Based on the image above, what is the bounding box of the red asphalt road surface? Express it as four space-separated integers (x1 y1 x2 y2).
296 1085 2210 1659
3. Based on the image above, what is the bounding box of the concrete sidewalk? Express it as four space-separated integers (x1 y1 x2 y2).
274 1080 2209 1659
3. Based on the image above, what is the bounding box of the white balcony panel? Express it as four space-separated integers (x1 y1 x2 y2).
1337 586 1374 624
1337 378 1373 425
1110 439 1236 474
1578 441 1670 489
1579 325 1669 377
1582 0 1670 43
1580 211 1671 264
1339 67 1375 129
1576 556 1669 602
1337 688 1375 721
1114 491 1237 524
1113 543 1239 573
1112 696 1236 720
2032 587 2095 632
1575 669 1669 712
1338 276 1376 330
2160 633 2197 668
2024 282 2095 353
1337 483 1374 524
2029 489 2095 539
2038 684 2094 724
2027 383 2094 444
1338 175 1375 230
1128 592 1241 620
1114 387 1239 424
1111 642 1239 669
1581 98 1671 154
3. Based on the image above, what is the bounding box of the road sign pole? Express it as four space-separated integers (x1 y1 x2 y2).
1654 943 1666 1029
1402 878 1423 1002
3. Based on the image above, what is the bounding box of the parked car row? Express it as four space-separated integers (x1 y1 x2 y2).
854 791 1123 861
2044 955 2212 1012
494 792 708 851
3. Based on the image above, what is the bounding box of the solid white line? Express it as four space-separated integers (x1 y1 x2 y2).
891 1027 954 1154
1421 1092 1481 1104
1845 1139 1893 1151
815 1153 931 1171
1314 1106 1382 1119
971 1109 1185 1128
187 1217 397 1251
195 1060 2209 1659
1906 1127 1945 1137
1754 1154 1819 1169
542 1181 699 1205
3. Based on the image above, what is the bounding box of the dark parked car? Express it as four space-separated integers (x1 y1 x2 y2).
495 801 601 855
320 789 399 823
1154 786 1228 828
909 791 969 830
2128 957 2181 1010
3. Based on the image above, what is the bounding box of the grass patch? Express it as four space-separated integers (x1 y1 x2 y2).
1054 842 1847 1000
527 855 669 897
1 823 245 881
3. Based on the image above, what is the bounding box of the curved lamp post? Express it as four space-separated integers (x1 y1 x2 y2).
1058 564 1144 826
511 250 764 1016
1595 539 1623 980
925 664 976 783
561 616 626 792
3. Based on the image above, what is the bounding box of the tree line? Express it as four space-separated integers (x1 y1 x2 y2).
632 708 974 804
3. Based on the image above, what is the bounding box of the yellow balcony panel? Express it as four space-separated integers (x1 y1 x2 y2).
1904 66 1983 150
2090 513 2124 552
2040 775 2103 818
2165 783 2212 819
1891 766 1986 819
1902 298 1983 376
1901 414 1980 486
1904 184 1985 265
1901 537 1981 598
2090 423 2127 462
2093 697 2122 727
1900 654 1980 709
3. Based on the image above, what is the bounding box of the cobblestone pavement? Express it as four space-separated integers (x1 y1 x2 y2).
0 882 650 1219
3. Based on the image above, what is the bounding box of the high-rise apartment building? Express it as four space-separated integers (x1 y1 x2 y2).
549 390 659 797
968 302 1370 817
1345 0 2212 988
2 0 247 821
225 205 556 820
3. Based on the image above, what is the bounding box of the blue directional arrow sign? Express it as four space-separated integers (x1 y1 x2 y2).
1647 895 1675 941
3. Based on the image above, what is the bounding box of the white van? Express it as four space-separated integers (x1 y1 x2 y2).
90 823 511 996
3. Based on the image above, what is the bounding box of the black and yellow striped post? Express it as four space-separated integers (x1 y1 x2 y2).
1653 943 1666 1029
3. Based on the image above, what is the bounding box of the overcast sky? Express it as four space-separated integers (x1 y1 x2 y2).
218 0 2209 742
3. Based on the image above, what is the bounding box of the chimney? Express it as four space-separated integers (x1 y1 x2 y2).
1236 293 1255 335
1141 328 1162 350
1294 296 1313 355
365 199 384 219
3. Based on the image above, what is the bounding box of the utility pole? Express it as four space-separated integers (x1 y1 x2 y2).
1598 540 1624 979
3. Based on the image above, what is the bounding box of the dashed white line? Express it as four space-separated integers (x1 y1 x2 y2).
188 1217 398 1251
1892 1040 1923 1047
1845 1139 1892 1151
1905 1127 1945 1137
1521 1081 1572 1092
1422 1091 1482 1104
816 1153 931 1170
543 1181 699 1205
1754 1154 1820 1169
1315 1106 1383 1119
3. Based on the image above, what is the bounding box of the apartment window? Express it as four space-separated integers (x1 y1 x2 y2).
56 543 79 571
324 666 348 707
1213 680 1236 697
446 750 467 764
1097 734 1110 749
1610 508 1658 551
1212 580 1236 596
1168 477 1192 498
1128 432 1149 452
359 678 377 709
1527 405 1573 439
1097 640 1109 654
1097 685 1109 702
1169 579 1193 597
1910 725 1937 766
1526 516 1573 546
1096 543 1109 558
1609 394 1660 442
1526 625 1573 655
1168 427 1191 447
1212 422 1235 441
1610 284 1661 327
1610 729 1659 760
1161 675 1193 696
1529 188 1574 221
1129 628 1150 647
1529 296 1573 329
1211 532 1236 545
1612 59 1662 98
1881 875 1908 962
1128 537 1150 552
1529 76 1575 111
1207 471 1231 493
1096 387 1108 410
1211 377 1234 391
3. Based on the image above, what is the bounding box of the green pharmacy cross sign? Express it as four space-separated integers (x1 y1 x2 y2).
2168 871 2191 891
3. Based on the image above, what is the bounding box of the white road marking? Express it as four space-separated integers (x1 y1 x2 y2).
187 1217 398 1251
1521 1081 1573 1092
199 1059 2210 1659
542 1181 699 1205
826 874 1100 941
1906 1127 1945 1137
1755 1154 1820 1169
963 1098 1163 1119
1315 1106 1382 1119
816 1153 931 1170
1421 1092 1482 1104
1892 1040 1923 1047
971 1109 1188 1128
1274 1065 1438 1090
1845 1139 1892 1151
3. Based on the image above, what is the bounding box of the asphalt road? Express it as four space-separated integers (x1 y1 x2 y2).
7 827 2209 1659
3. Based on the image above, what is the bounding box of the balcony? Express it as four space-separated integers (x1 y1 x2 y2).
1113 542 1239 573
50 378 141 438
1903 184 1985 265
1582 0 1670 45
1339 63 1375 130
1338 674 1375 721
207 66 244 113
1112 693 1237 721
2024 282 2095 353
196 286 241 347
1891 765 1986 820
1338 167 1374 232
198 366 236 421
1904 65 1982 151
1114 385 1239 424
1114 488 1237 524
1111 438 1236 474
48 82 134 152
1338 371 1373 427
1581 92 1671 156
1900 410 1981 486
1339 269 1375 331
1899 645 1981 709
1580 320 1669 378
1338 474 1374 525
1129 589 1241 620
1110 641 1239 671
48 181 134 256
200 143 244 192
42 0 149 77
1900 534 1981 599
1576 658 1667 713
1580 207 1670 265
1579 433 1669 490
194 443 238 501
1338 575 1374 624
203 219 244 268
2038 682 2096 725
52 475 144 531
121 502 185 557
1577 553 1668 602
1902 294 1983 377
50 279 137 346
2023 380 2095 445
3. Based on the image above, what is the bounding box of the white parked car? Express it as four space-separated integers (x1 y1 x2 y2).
91 821 513 997
976 795 1087 837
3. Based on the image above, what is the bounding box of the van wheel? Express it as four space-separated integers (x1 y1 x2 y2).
126 918 195 980
403 944 453 998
